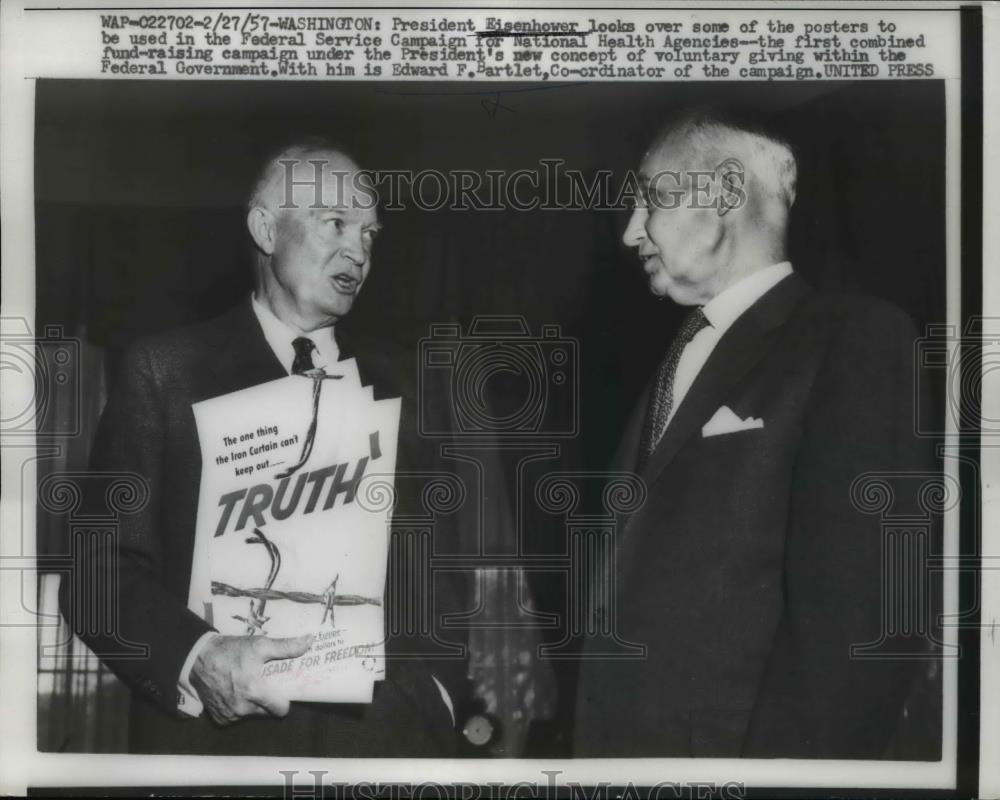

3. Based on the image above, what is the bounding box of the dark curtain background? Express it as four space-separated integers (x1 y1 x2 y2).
34 78 946 754
34 78 945 473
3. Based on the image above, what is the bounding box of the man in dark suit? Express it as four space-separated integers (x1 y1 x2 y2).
60 140 465 756
573 111 939 758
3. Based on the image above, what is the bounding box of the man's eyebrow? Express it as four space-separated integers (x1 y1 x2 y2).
313 206 363 217
312 207 382 227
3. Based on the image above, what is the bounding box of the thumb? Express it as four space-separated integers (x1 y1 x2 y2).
256 633 314 662
254 684 293 718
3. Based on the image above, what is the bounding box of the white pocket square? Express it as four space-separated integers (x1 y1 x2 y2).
701 405 764 437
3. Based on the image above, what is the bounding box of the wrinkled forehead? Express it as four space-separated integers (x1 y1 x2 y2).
639 132 700 178
265 150 378 217
638 131 724 202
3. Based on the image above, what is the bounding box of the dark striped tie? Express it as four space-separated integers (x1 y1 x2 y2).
291 337 317 375
636 307 709 471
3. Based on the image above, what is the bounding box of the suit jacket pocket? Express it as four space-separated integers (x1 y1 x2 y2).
695 426 772 466
689 709 752 757
700 425 767 442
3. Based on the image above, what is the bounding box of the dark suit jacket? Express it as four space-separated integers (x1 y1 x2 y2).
574 273 940 759
60 299 465 756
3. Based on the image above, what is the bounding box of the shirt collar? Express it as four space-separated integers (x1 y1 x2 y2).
250 294 339 374
701 262 794 334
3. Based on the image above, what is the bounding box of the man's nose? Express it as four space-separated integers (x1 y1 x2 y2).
622 207 647 248
340 228 366 265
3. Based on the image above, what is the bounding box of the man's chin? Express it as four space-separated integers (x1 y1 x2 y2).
648 276 674 301
319 292 356 318
652 280 698 307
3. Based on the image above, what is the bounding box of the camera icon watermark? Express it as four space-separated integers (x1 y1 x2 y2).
0 317 82 440
418 316 578 438
914 316 997 437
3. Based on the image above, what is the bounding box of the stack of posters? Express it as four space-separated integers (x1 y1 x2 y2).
187 359 400 703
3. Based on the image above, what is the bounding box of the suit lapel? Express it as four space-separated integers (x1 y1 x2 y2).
627 273 812 520
335 326 356 363
334 327 377 391
212 299 287 395
611 387 649 475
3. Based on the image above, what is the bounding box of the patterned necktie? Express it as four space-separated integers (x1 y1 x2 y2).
636 307 710 471
291 336 317 375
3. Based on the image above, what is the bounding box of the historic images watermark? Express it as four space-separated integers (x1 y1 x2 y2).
0 316 82 442
418 317 578 438
271 158 748 213
279 769 747 799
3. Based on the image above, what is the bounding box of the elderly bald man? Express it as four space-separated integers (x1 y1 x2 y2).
573 109 938 759
61 140 462 756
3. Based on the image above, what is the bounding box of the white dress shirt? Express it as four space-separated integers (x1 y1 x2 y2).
251 294 340 372
178 296 454 723
664 261 794 430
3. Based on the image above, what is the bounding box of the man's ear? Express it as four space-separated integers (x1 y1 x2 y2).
247 206 277 255
715 158 747 218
